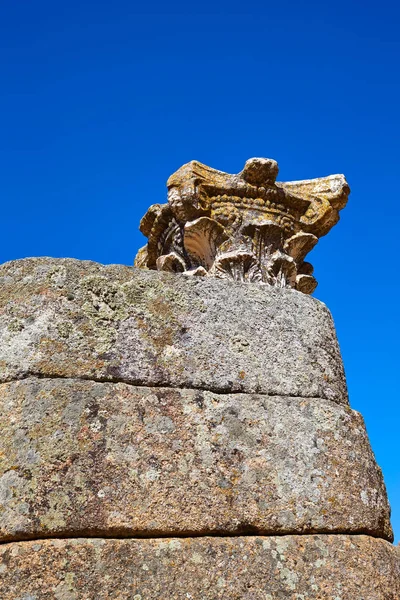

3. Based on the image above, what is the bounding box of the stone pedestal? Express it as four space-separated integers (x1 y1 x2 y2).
0 257 398 598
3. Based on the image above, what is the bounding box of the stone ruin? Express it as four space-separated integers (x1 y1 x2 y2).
0 159 398 598
135 157 350 293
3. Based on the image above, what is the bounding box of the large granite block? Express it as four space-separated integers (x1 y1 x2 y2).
0 257 347 402
0 535 398 599
0 378 391 542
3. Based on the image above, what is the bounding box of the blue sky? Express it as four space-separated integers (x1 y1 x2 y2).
1 1 399 541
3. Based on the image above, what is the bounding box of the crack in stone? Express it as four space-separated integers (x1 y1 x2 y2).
0 371 348 404
0 529 392 547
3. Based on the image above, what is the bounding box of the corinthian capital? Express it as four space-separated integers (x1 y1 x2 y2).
135 158 350 294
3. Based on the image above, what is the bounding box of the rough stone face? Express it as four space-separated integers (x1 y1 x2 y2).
0 256 394 597
0 257 347 402
0 377 392 541
0 535 398 599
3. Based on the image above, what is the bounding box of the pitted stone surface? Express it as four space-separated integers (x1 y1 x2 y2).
0 257 347 401
0 535 398 599
0 378 392 541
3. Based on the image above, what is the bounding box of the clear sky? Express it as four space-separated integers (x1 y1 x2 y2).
1 1 399 541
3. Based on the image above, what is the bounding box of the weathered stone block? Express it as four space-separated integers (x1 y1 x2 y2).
0 535 398 599
0 378 392 541
0 257 347 402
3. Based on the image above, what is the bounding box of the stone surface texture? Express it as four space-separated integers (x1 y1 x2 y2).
1 535 399 599
0 256 397 598
135 158 350 294
0 377 392 542
0 257 347 402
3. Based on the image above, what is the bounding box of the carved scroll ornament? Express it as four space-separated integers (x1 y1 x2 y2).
135 158 350 294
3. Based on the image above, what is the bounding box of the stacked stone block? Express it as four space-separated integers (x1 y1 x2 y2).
0 257 398 598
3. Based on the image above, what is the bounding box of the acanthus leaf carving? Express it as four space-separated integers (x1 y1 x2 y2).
156 253 186 273
211 250 262 283
184 217 228 271
296 273 318 295
135 158 350 294
267 250 297 288
283 232 318 263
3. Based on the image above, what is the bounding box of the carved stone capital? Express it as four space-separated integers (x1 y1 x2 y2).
135 158 350 294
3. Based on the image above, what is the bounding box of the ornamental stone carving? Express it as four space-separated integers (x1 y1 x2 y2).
135 158 350 294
